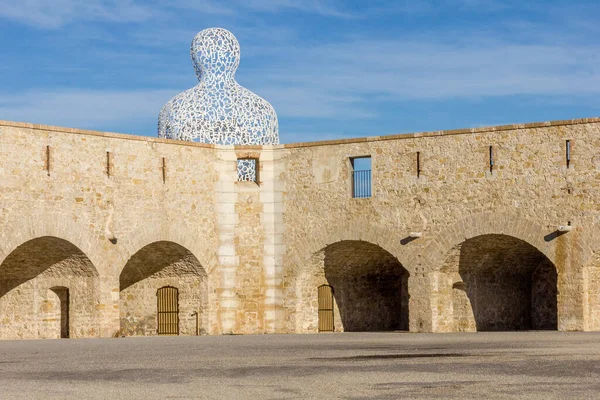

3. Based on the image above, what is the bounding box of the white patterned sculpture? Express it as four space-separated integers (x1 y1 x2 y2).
158 28 279 151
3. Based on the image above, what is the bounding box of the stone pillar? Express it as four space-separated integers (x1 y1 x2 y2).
98 274 120 337
215 147 239 334
429 270 454 332
408 271 433 332
556 230 586 331
260 147 286 333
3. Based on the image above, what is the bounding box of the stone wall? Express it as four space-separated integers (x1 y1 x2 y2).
119 241 207 336
437 235 558 331
0 121 221 339
2 117 600 339
281 118 600 333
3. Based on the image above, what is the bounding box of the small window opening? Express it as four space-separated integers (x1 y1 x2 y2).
489 146 494 174
237 158 258 183
351 156 371 198
46 145 51 176
566 140 571 169
416 151 421 178
106 151 111 177
161 157 166 183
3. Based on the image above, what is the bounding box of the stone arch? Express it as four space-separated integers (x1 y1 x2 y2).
119 241 208 336
284 219 423 333
294 239 410 333
286 218 417 276
0 236 100 339
115 224 218 278
0 212 107 275
424 212 556 271
424 213 567 332
430 221 559 332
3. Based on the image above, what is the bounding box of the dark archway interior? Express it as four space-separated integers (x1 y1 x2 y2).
458 235 557 331
0 236 97 297
323 241 409 331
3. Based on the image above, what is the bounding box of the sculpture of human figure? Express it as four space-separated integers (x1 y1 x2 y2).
158 28 279 145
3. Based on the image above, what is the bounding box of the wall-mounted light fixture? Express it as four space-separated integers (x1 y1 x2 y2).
409 232 423 238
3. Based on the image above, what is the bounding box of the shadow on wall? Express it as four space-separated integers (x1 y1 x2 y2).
0 237 97 297
119 241 207 337
0 236 99 339
455 234 558 331
323 240 409 332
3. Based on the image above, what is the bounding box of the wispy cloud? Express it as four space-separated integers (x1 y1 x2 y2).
256 87 374 119
0 89 177 132
236 0 356 18
0 0 355 29
255 37 600 104
0 0 153 29
1 0 599 141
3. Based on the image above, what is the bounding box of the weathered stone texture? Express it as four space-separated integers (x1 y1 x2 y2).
119 241 207 336
281 118 600 333
1 117 600 338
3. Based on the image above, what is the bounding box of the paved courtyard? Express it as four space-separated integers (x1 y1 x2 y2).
1 332 600 399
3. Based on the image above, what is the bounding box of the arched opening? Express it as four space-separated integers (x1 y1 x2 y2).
297 240 409 332
441 234 557 331
119 241 207 336
0 237 99 339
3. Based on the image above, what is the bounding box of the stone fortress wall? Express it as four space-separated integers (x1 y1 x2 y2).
1 117 600 339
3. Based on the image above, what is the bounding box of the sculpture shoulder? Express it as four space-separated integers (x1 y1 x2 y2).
235 85 277 116
231 85 279 145
158 87 202 138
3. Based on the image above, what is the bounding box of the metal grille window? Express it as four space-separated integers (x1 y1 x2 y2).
318 284 334 332
157 286 179 335
351 156 371 198
237 158 257 182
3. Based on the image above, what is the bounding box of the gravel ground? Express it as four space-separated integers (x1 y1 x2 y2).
1 331 600 399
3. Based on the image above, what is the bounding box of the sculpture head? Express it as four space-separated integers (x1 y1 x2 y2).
159 27 278 145
191 28 240 81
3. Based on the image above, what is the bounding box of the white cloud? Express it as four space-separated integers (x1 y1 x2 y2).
236 0 355 18
0 0 153 28
257 38 600 101
1 0 598 138
9 38 595 132
256 86 374 118
0 0 355 29
0 85 373 134
0 89 177 132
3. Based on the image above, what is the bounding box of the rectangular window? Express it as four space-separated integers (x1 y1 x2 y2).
489 146 494 173
566 140 571 169
237 158 258 183
351 156 371 198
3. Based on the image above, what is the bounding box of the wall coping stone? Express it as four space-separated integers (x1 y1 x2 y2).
2 117 599 149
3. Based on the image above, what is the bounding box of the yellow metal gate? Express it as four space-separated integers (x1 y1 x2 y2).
157 286 179 335
318 284 334 332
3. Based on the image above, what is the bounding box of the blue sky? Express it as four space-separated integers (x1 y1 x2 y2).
1 0 599 143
